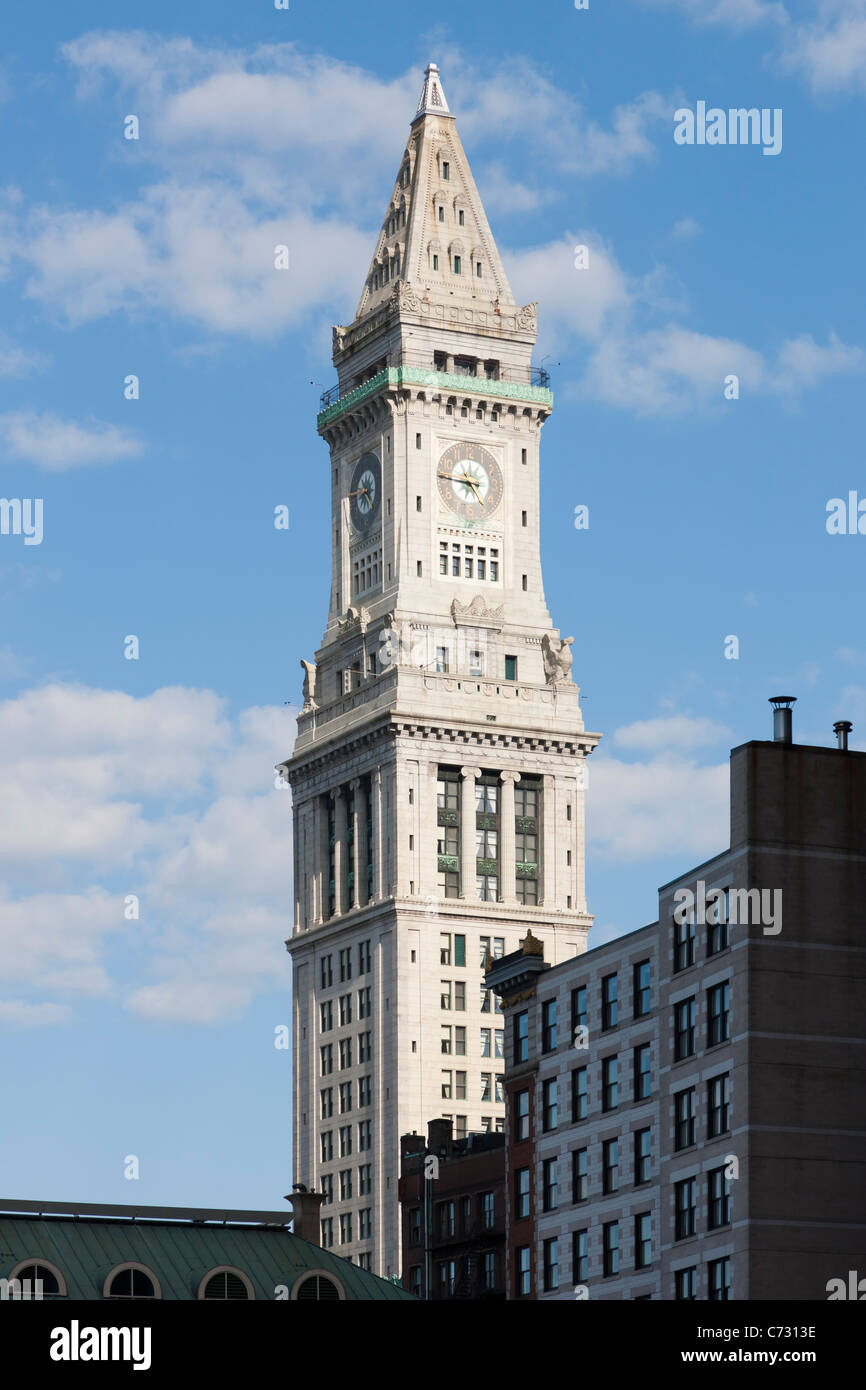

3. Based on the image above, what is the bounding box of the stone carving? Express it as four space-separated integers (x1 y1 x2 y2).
338 606 369 636
300 659 317 710
541 633 574 686
516 301 538 333
451 595 504 625
392 280 420 314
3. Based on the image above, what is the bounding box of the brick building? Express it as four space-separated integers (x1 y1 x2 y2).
487 700 866 1300
399 1118 506 1298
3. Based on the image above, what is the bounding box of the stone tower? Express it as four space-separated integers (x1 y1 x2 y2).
282 63 601 1278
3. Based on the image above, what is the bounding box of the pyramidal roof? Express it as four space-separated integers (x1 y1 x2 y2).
353 62 516 321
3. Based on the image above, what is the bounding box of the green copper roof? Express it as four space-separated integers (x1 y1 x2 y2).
317 365 553 429
0 1206 415 1301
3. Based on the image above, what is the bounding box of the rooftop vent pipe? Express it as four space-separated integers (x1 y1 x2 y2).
769 695 796 744
833 720 853 751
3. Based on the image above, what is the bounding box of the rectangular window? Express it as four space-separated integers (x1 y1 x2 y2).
320 1000 332 1032
321 1217 334 1249
481 1028 491 1058
358 986 372 1019
441 1069 452 1100
440 980 451 1011
455 1071 466 1100
481 1191 495 1229
674 914 696 972
339 948 352 982
709 1257 731 1301
454 981 466 1011
320 1130 333 1163
358 1119 372 1151
494 1029 504 1059
514 1088 530 1141
515 1246 531 1298
483 1251 496 1290
635 1212 652 1269
454 934 465 967
358 1163 372 1195
505 654 517 681
440 933 451 966
542 999 557 1053
708 889 730 956
514 1011 529 1063
441 1025 451 1055
438 1259 456 1296
480 1072 491 1102
542 1157 558 1211
602 1137 619 1194
339 1168 353 1201
708 1073 731 1137
358 1031 371 1063
675 1177 697 1240
573 1230 588 1285
514 1166 530 1220
602 1221 619 1277
358 940 371 975
634 1043 652 1101
358 1075 371 1107
339 1082 352 1114
675 1087 696 1151
359 1208 372 1240
339 1038 352 1070
571 985 587 1036
707 981 731 1046
453 254 461 274
674 997 696 1061
542 1077 558 1131
708 1166 732 1229
339 993 352 1027
495 1075 504 1103
543 1237 559 1292
602 974 618 1029
634 1127 651 1185
676 1267 697 1300
572 1147 588 1202
572 1066 587 1122
455 1026 466 1055
438 1201 455 1239
602 1054 618 1111
320 955 333 989
633 960 651 1017
339 1213 353 1245
320 1044 333 1076
320 1174 333 1206
320 1087 333 1120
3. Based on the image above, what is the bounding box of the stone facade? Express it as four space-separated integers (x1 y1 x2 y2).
282 65 600 1277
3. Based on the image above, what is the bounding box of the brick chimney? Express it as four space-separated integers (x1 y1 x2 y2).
285 1187 324 1244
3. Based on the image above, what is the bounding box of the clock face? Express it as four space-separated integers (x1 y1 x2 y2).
437 442 503 521
349 453 381 532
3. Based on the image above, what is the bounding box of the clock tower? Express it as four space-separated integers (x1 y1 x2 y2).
282 63 601 1281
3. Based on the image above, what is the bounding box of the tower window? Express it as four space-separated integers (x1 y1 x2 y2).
416 434 422 450
417 561 423 577
438 207 445 223
416 495 422 510
442 162 450 180
505 655 517 681
433 254 439 270
453 255 461 274
476 262 482 277
435 646 449 673
522 574 528 591
458 210 464 226
521 510 527 527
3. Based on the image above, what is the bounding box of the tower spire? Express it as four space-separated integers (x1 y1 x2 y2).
415 61 450 118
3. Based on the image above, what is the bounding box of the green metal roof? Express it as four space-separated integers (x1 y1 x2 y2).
317 365 553 429
0 1202 415 1302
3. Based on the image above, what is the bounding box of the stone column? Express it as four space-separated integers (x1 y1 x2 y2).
348 783 361 911
499 771 520 906
315 795 328 923
459 766 481 900
370 768 383 901
331 787 347 917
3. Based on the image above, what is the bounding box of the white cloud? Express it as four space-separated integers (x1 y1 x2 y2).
772 332 864 389
0 335 48 377
0 682 293 1025
672 216 702 239
477 164 559 215
613 715 732 753
779 1 866 93
591 752 730 861
506 235 632 345
0 1000 73 1027
639 0 788 30
0 411 143 471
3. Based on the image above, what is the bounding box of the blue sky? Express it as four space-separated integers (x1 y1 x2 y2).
1 0 864 1209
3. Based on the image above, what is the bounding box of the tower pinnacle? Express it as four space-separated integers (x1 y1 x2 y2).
415 61 450 118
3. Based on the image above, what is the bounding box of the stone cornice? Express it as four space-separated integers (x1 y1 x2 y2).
318 365 553 430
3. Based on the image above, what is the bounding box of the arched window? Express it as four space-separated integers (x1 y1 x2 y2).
198 1267 254 1300
291 1271 345 1301
103 1264 160 1299
9 1260 65 1297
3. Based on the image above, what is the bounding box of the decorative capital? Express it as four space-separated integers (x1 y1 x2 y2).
461 765 482 781
500 770 521 785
